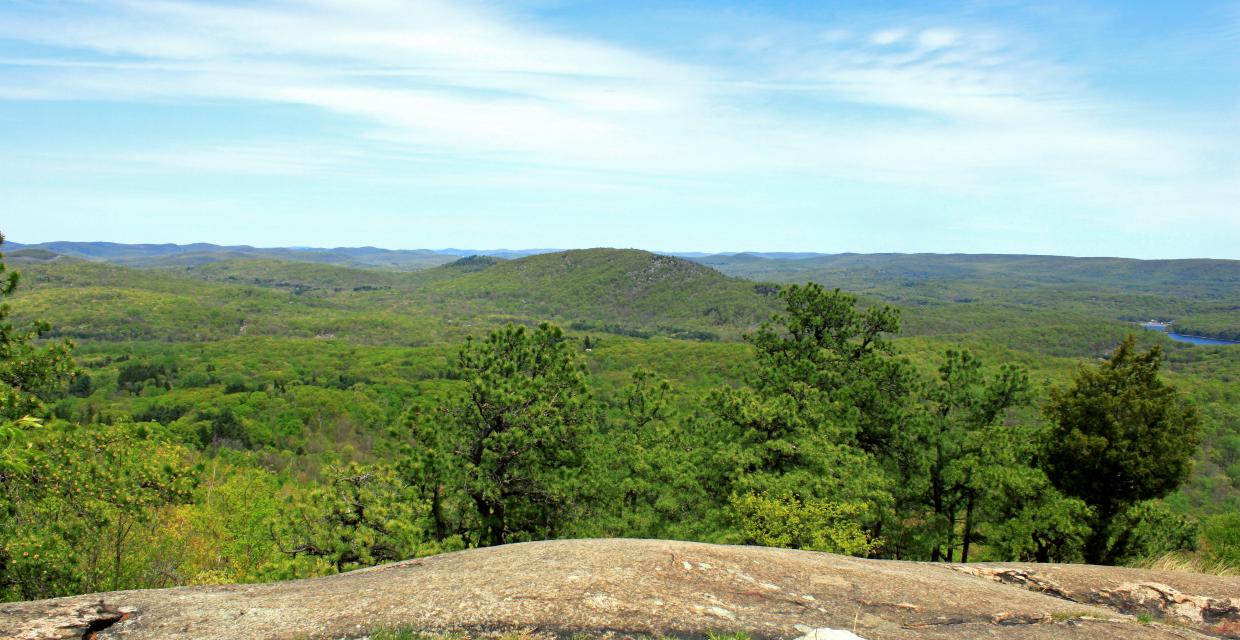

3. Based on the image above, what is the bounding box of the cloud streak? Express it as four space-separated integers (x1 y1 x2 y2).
1 0 1237 252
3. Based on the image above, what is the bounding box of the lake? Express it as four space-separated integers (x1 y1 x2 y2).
1166 333 1240 346
1140 322 1238 346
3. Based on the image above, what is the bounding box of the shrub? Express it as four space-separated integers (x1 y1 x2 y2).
729 491 878 556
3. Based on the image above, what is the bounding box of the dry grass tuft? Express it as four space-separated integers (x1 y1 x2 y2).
1133 552 1240 577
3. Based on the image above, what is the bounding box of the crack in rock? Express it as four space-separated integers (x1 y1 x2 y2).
10 601 135 640
1093 582 1240 627
951 565 1240 639
947 566 1077 602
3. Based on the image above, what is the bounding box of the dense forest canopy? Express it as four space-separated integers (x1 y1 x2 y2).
1 236 1237 602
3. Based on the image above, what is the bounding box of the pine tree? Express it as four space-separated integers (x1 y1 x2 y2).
1042 335 1202 564
432 323 594 546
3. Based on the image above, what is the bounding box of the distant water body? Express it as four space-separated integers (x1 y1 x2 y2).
1141 323 1239 346
1165 333 1239 346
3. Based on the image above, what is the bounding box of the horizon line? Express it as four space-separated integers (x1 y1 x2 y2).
3 238 1237 262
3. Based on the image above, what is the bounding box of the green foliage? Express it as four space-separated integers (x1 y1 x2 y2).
700 284 914 543
1173 313 1240 342
698 252 1240 354
705 384 891 524
729 491 878 556
745 283 911 455
0 234 77 422
901 349 1034 562
0 422 196 600
276 463 435 573
0 416 41 473
985 484 1092 563
1043 335 1203 563
0 241 1235 602
423 323 595 546
1199 512 1240 568
1107 501 1198 564
424 249 776 339
137 460 296 585
581 368 730 542
117 360 176 395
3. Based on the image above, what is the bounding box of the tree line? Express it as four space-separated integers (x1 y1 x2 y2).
0 234 1224 602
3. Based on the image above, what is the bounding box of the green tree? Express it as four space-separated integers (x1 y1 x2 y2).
1043 335 1202 564
275 463 426 573
429 323 595 547
745 283 913 455
704 284 911 547
985 482 1092 563
0 231 80 596
0 422 195 600
586 369 718 540
0 231 76 435
1201 512 1240 568
911 349 1031 562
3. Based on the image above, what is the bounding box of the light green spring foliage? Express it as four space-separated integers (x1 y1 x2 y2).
0 422 196 600
0 232 76 450
0 416 41 474
730 491 878 556
1 238 1236 600
276 462 441 573
1200 513 1240 568
135 460 297 585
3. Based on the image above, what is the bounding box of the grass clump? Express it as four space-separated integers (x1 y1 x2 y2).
1133 551 1239 577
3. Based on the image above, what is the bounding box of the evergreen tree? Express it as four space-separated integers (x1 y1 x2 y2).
276 463 425 573
706 283 913 549
429 323 595 546
1043 335 1202 564
909 349 1031 561
744 283 913 455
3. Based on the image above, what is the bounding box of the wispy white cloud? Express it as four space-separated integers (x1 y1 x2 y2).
0 0 1237 242
869 28 908 46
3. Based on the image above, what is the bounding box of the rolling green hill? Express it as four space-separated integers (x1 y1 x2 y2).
693 252 1240 350
692 253 1240 290
7 248 777 344
419 249 779 339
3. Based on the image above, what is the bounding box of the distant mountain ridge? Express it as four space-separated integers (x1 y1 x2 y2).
3 241 457 271
6 240 776 264
13 241 1240 266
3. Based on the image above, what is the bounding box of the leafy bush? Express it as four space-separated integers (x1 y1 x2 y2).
1201 512 1240 568
730 491 878 556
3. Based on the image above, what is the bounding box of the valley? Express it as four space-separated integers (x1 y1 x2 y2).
2 241 1238 608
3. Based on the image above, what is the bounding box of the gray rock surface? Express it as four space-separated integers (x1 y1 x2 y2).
1 539 1236 639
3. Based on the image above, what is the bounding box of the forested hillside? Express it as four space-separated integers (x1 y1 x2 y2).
2 238 1237 603
694 253 1240 348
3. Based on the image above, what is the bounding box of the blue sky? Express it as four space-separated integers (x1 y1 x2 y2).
1 0 1237 258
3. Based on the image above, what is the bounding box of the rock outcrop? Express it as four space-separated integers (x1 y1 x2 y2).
1 539 1236 639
